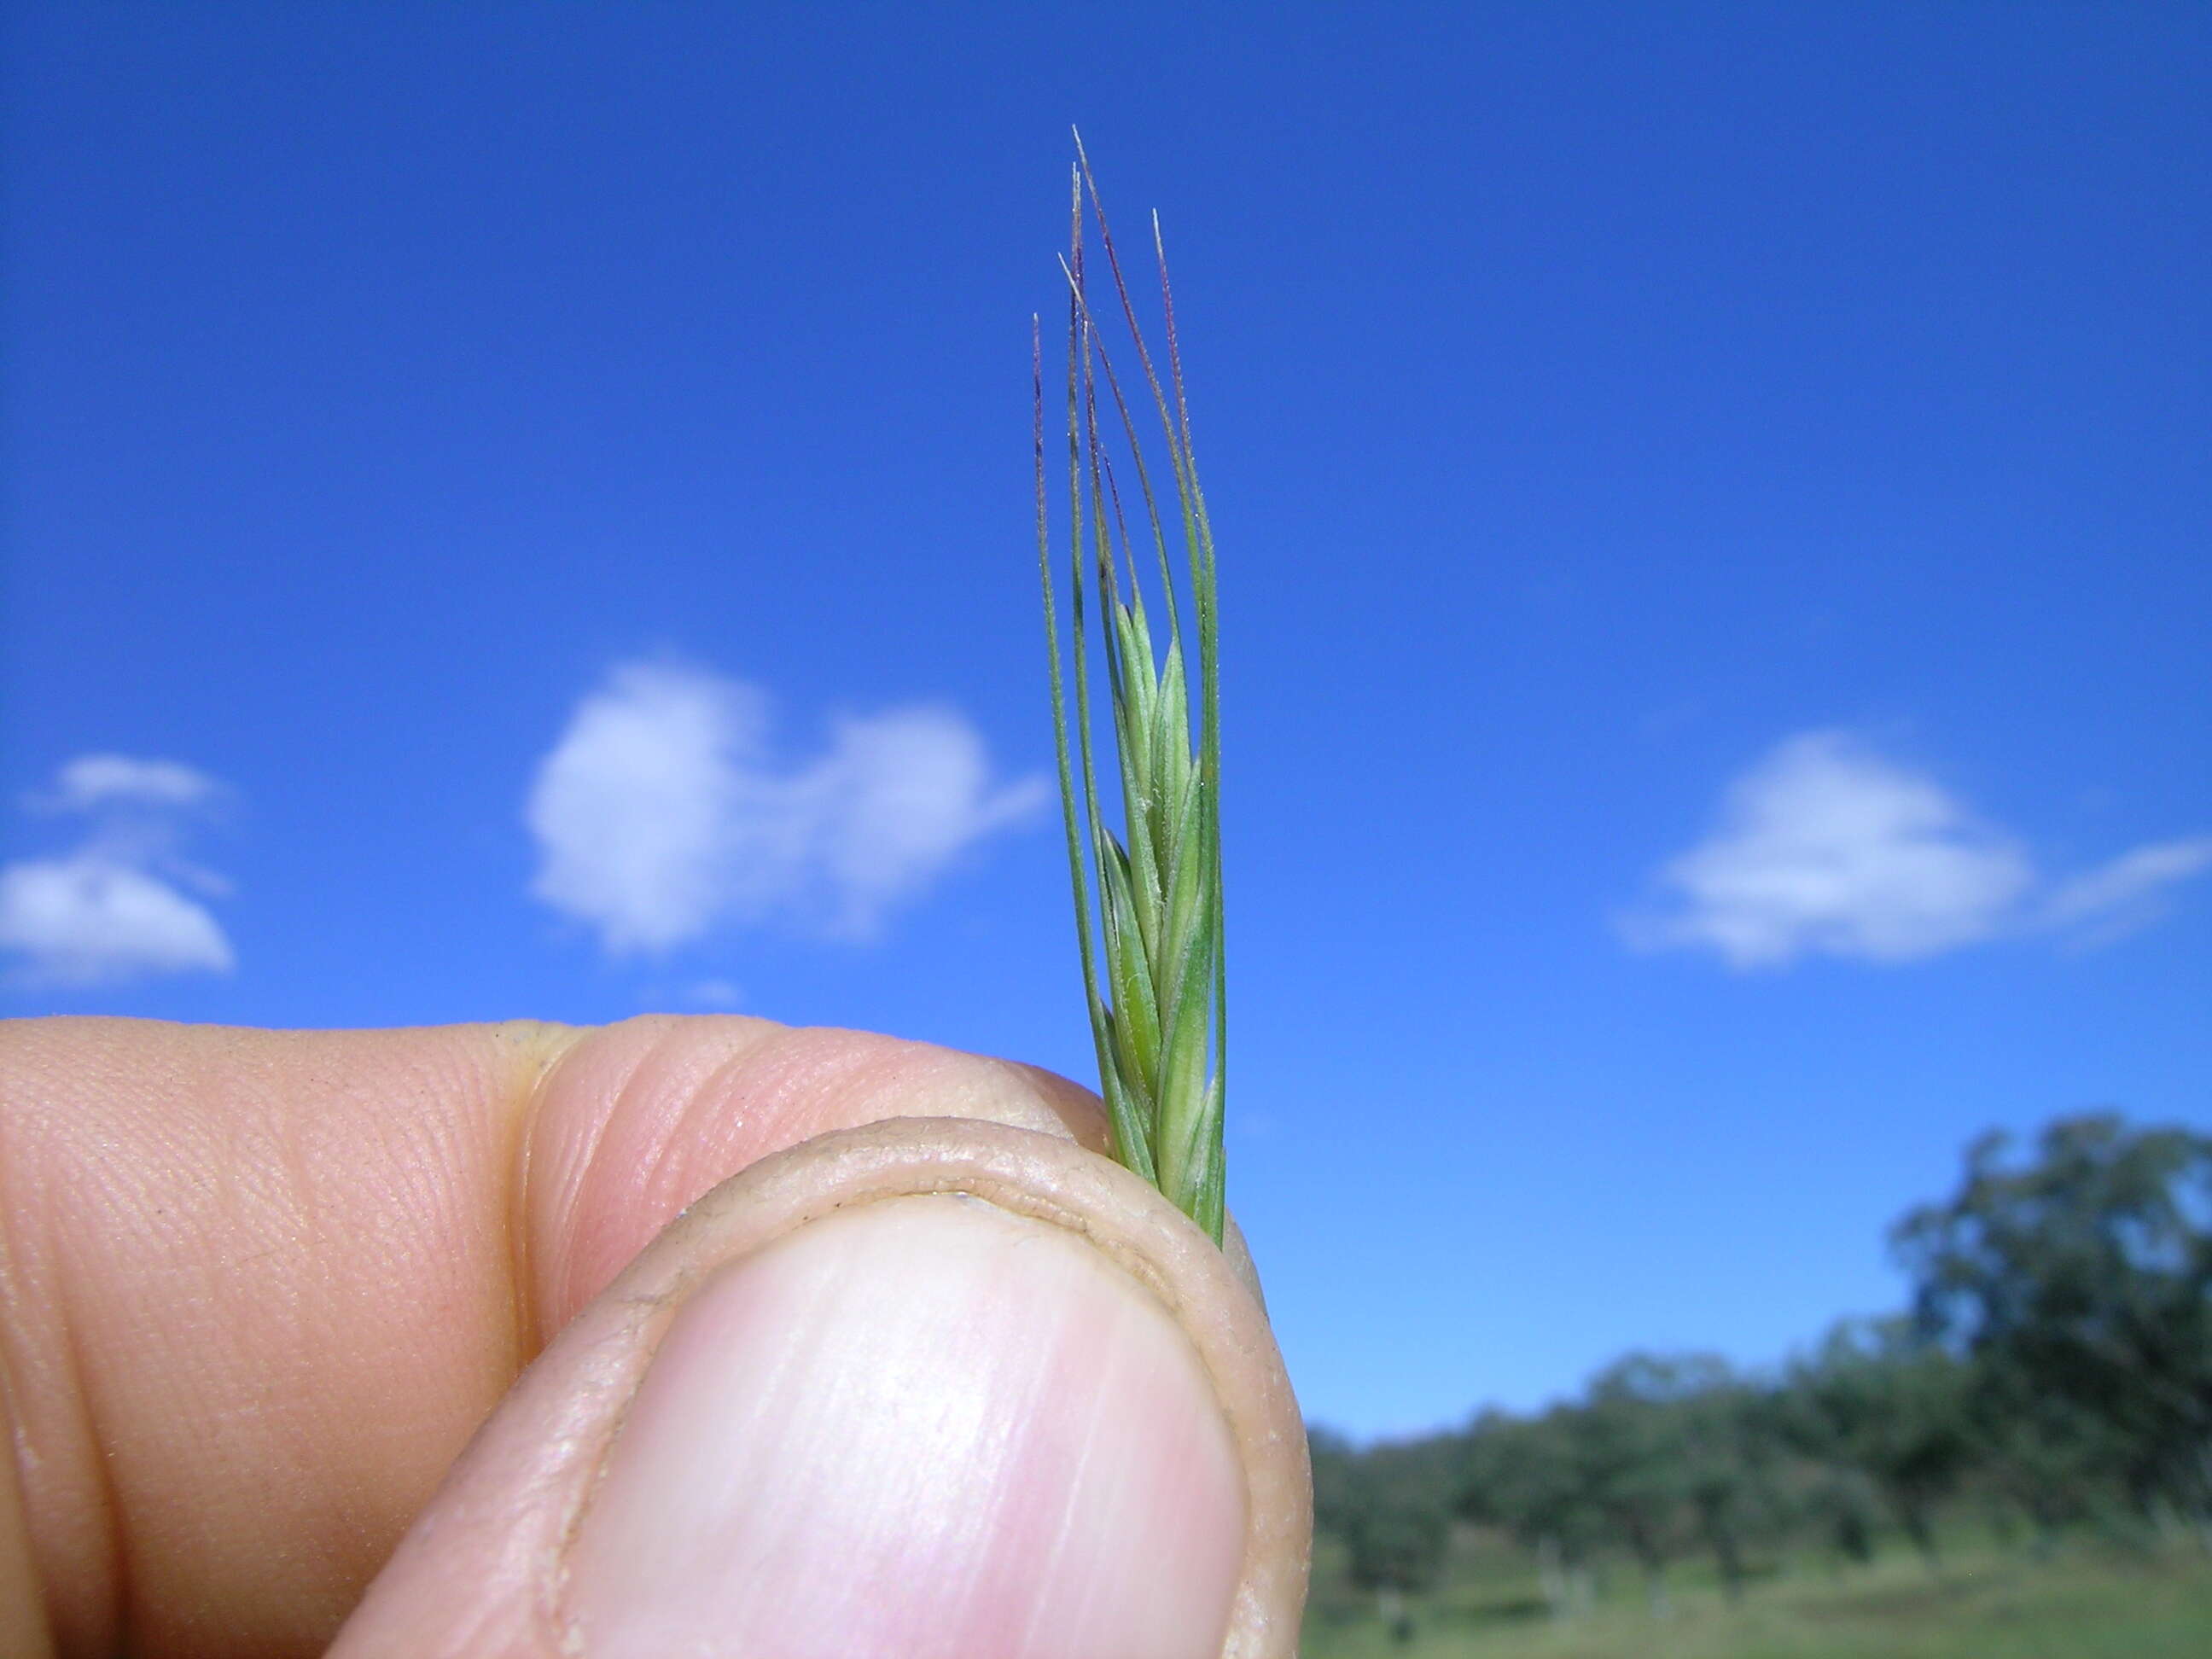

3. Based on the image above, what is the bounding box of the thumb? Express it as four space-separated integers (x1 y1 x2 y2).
329 1118 1311 1659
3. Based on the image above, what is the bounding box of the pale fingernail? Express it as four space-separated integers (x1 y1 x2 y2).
563 1193 1247 1659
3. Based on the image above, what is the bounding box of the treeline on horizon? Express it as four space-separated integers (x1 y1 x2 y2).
1308 1112 2212 1630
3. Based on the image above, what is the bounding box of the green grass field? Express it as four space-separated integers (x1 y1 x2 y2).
1299 1534 2212 1658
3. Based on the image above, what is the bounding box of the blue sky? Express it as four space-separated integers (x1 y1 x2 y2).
4 3 2207 1438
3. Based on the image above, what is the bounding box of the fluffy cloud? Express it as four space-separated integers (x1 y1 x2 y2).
2040 836 2212 940
1625 731 2211 969
0 856 235 985
527 661 1047 953
806 704 1051 935
1 755 236 987
37 754 223 813
527 665 765 953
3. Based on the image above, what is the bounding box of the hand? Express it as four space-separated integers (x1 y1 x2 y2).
0 1016 1307 1658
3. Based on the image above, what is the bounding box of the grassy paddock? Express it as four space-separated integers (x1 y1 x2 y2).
1299 1534 2212 1657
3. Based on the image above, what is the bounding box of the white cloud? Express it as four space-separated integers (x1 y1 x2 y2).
2 754 237 987
527 661 1047 953
807 706 1051 938
0 856 235 986
34 754 223 814
2040 836 2212 940
1625 731 2210 969
527 664 765 952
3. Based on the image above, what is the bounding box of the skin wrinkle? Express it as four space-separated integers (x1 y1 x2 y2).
501 1021 621 1644
44 1033 247 1650
470 1021 581 1429
545 1273 672 1595
175 1056 339 1646
15 1243 110 1659
533 1018 752 1329
0 1091 46 1635
731 1247 857 1629
507 1022 588 1365
70 1301 126 1659
1052 1244 1230 1656
665 1026 835 1185
0 1315 58 1659
651 1036 777 1234
258 1053 392 1608
1012 1290 1106 1655
928 1266 1037 1650
18 1067 131 1657
539 1028 674 1328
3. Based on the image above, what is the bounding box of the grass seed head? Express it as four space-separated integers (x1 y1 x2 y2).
1034 137 1227 1245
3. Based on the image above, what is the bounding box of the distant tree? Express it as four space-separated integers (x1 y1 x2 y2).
1580 1353 1784 1604
1456 1406 1604 1617
1894 1114 2212 1539
1674 1364 1785 1601
1782 1318 1975 1568
1963 1354 2134 1552
1799 1464 1883 1569
1574 1354 1703 1611
1310 1427 1453 1643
